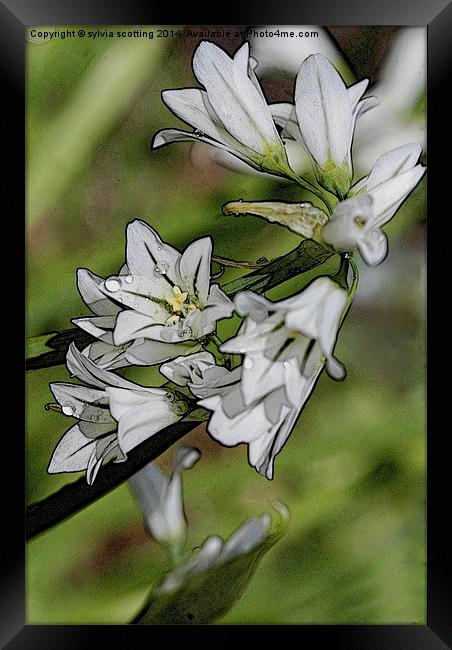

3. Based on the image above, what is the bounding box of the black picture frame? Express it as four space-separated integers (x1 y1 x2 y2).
5 0 451 646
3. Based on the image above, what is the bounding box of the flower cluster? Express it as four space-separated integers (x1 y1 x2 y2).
47 40 425 486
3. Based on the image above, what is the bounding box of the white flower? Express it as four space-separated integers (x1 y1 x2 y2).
156 512 272 594
162 350 299 479
321 143 426 266
271 53 378 197
162 277 347 479
75 220 233 368
47 343 188 484
130 446 200 548
152 41 293 179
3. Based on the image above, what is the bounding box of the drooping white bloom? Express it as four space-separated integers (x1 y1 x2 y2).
321 143 426 266
48 343 188 484
271 53 378 197
153 41 294 179
130 447 200 548
161 350 300 479
156 512 272 594
75 220 233 368
161 277 347 479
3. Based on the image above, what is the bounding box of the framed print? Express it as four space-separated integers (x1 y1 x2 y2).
2 0 451 645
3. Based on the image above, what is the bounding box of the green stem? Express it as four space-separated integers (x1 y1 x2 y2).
203 334 228 367
291 174 335 214
340 254 359 327
167 541 183 568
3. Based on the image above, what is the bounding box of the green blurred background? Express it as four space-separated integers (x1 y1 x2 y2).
26 26 426 624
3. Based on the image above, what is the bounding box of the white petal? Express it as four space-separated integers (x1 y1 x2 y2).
283 277 333 339
126 220 180 286
358 230 388 266
202 394 275 447
99 273 170 319
239 353 286 406
125 339 200 366
193 41 280 153
347 79 369 110
365 143 423 190
178 237 212 304
86 436 121 485
66 343 137 390
81 341 131 371
355 95 379 118
50 382 114 425
160 351 216 385
233 290 273 318
72 315 116 343
106 387 181 455
164 447 200 540
251 406 298 479
321 194 374 252
113 310 189 346
161 88 235 145
270 102 295 128
295 53 351 167
270 102 302 142
317 288 347 379
77 268 121 316
50 382 106 413
130 461 167 539
369 164 425 226
220 514 271 561
48 424 102 473
152 128 263 171
201 284 234 325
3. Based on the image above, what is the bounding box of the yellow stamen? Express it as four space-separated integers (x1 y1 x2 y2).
166 314 180 326
354 217 366 228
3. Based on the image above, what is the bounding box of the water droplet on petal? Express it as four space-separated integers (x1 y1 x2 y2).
124 275 133 284
283 361 290 368
155 261 169 275
244 358 253 370
157 245 162 251
90 413 99 423
240 348 246 354
105 278 121 292
378 235 385 242
370 230 379 239
166 392 176 402
62 404 75 416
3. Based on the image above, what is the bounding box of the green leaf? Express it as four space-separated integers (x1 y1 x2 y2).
26 333 58 359
135 508 288 625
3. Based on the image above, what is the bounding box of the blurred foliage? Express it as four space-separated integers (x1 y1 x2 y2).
26 27 426 625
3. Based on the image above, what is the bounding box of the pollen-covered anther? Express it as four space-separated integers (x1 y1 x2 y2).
354 217 366 228
165 285 190 313
166 315 181 326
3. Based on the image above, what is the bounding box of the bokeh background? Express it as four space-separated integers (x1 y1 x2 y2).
26 25 426 624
